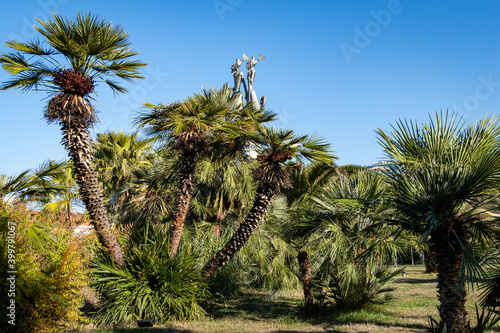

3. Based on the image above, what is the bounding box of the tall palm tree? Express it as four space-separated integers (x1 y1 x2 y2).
377 112 500 332
203 126 335 276
0 12 146 267
136 85 274 257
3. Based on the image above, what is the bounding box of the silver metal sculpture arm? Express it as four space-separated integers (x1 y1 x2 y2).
234 54 266 109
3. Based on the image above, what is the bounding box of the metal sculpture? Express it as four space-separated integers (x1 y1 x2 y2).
230 54 266 109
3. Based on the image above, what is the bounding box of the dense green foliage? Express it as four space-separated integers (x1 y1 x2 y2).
0 203 95 332
91 224 211 326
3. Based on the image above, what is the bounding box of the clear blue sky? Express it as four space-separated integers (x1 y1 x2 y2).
2 0 500 175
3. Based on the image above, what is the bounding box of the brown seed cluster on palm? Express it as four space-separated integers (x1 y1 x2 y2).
53 69 95 96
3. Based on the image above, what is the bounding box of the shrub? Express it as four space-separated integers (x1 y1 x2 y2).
314 262 402 311
91 224 211 327
0 204 94 332
182 220 300 298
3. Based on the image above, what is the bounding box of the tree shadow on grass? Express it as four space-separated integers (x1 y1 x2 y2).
395 277 437 284
212 293 301 320
96 328 194 333
320 321 429 332
211 293 431 332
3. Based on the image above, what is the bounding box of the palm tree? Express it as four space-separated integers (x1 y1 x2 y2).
41 161 82 225
0 12 146 267
94 131 153 218
136 85 274 257
0 161 66 204
311 169 406 309
202 126 335 276
121 158 177 225
377 112 500 332
192 158 256 239
275 161 337 308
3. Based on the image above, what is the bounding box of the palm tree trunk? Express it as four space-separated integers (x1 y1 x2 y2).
212 220 223 239
62 121 126 268
431 226 467 333
169 157 196 257
298 250 313 308
202 183 277 276
424 249 438 273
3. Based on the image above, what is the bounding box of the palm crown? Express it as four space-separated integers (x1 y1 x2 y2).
377 112 500 240
251 125 335 188
136 85 275 155
0 11 145 94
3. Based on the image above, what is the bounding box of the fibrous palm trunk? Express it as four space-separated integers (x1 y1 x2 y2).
431 225 467 333
212 219 223 239
424 249 438 273
54 95 126 268
298 250 313 308
169 156 196 257
202 183 277 276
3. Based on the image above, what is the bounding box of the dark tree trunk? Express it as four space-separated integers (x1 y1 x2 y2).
169 157 196 257
298 250 313 308
61 120 126 268
202 183 277 276
431 225 467 333
424 249 438 273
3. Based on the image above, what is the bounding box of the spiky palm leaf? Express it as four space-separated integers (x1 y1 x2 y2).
1 12 145 93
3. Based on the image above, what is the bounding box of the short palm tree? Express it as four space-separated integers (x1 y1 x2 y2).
203 126 335 276
0 12 146 267
277 161 337 307
94 131 153 218
311 168 406 310
0 161 66 204
192 158 256 239
121 158 177 225
136 85 274 257
377 112 500 332
42 161 82 225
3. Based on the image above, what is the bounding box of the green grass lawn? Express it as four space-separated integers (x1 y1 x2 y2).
85 265 499 333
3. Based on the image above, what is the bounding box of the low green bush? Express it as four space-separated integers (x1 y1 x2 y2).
314 262 402 311
91 224 211 327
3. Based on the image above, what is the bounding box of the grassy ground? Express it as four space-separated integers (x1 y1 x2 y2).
86 265 499 333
